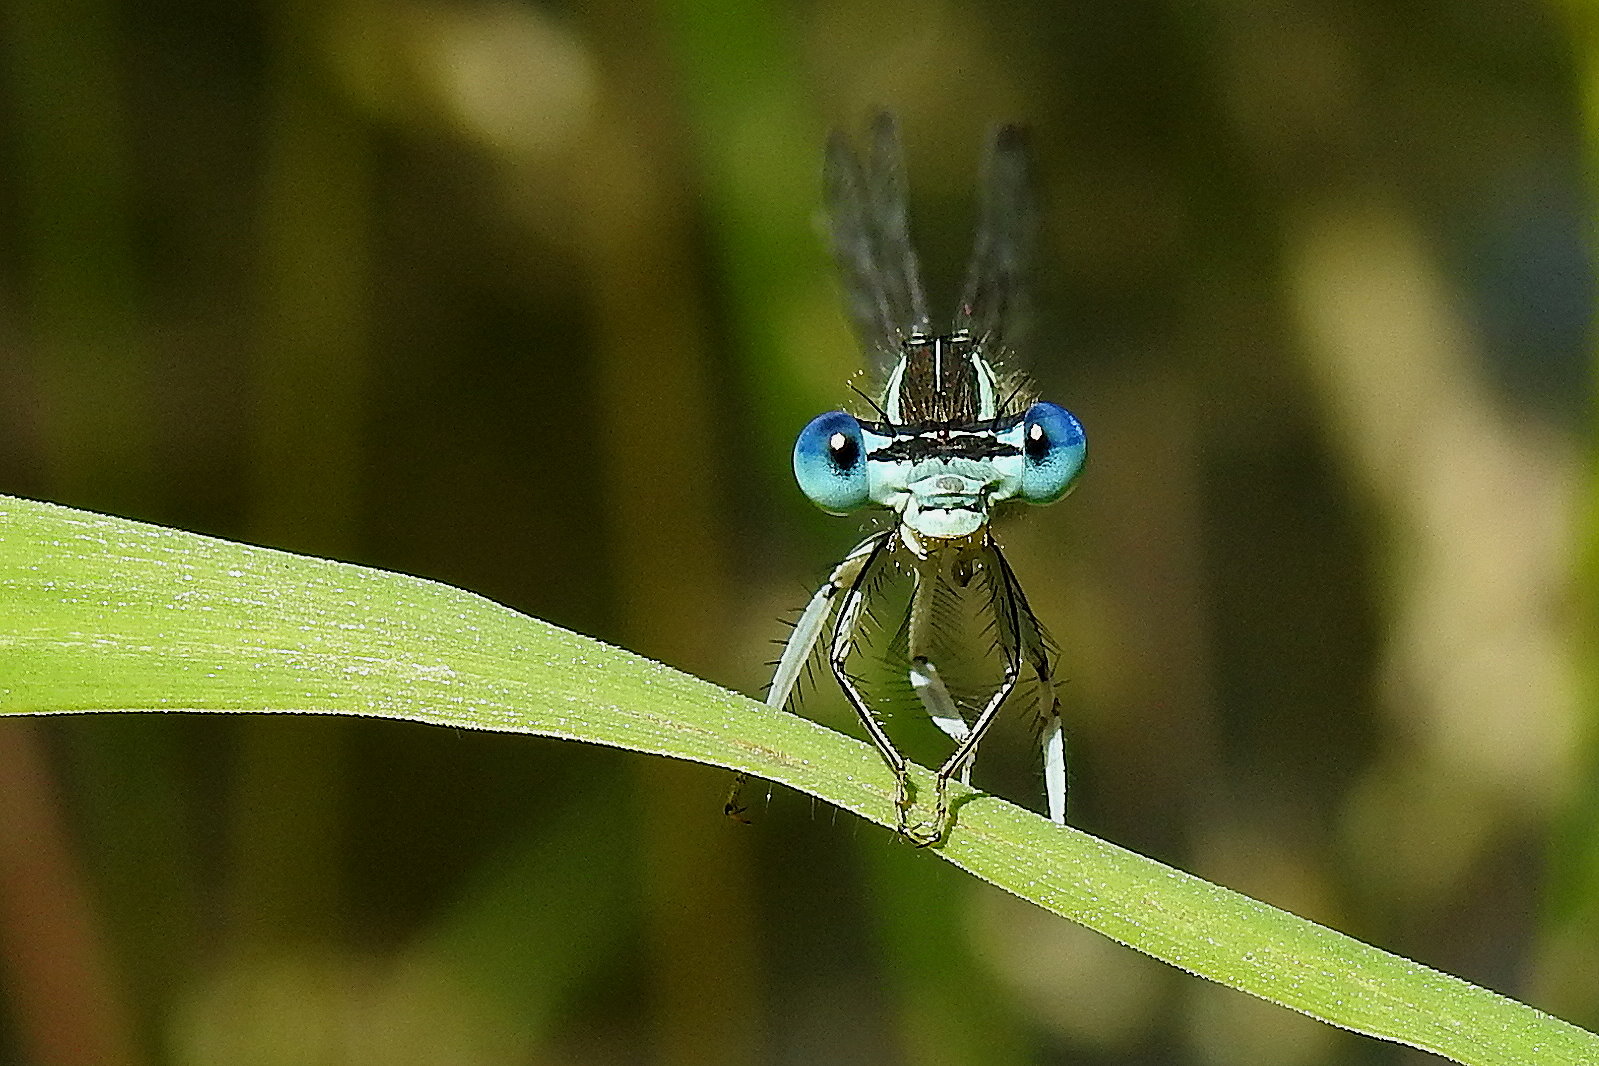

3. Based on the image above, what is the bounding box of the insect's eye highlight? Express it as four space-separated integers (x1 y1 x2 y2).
1019 402 1086 504
793 410 871 513
825 428 858 468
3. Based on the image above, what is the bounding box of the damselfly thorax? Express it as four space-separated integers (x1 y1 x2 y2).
728 115 1086 846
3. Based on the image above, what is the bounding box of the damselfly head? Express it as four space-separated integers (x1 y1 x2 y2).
793 398 1085 539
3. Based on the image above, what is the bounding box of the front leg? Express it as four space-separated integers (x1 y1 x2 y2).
927 637 1020 842
825 532 927 837
725 532 890 820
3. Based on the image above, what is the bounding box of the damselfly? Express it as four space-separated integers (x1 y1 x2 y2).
730 114 1086 846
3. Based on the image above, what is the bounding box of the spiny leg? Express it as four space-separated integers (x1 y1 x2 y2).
990 541 1067 824
726 532 890 820
826 532 923 835
917 537 1049 842
906 543 1034 845
926 635 1019 842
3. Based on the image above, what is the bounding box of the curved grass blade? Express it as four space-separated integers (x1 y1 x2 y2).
0 493 1591 1066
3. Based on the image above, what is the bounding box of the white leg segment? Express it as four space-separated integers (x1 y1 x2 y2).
1042 716 1066 825
988 541 1069 826
766 585 837 711
910 658 973 786
767 533 887 711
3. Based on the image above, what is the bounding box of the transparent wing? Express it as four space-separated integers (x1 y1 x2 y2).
955 123 1037 360
825 112 931 371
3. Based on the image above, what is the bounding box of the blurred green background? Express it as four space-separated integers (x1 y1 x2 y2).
0 0 1595 1063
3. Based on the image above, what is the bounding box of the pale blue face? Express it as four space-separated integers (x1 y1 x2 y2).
792 395 1085 541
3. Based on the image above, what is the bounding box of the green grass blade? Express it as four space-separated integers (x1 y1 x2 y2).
1 493 1592 1065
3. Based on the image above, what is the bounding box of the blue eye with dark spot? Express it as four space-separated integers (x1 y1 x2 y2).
794 410 870 514
1019 402 1085 504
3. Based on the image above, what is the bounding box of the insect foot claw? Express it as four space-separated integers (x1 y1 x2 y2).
904 817 947 848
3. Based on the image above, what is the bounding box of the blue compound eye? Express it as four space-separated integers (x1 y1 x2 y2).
1019 402 1086 505
793 410 870 514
